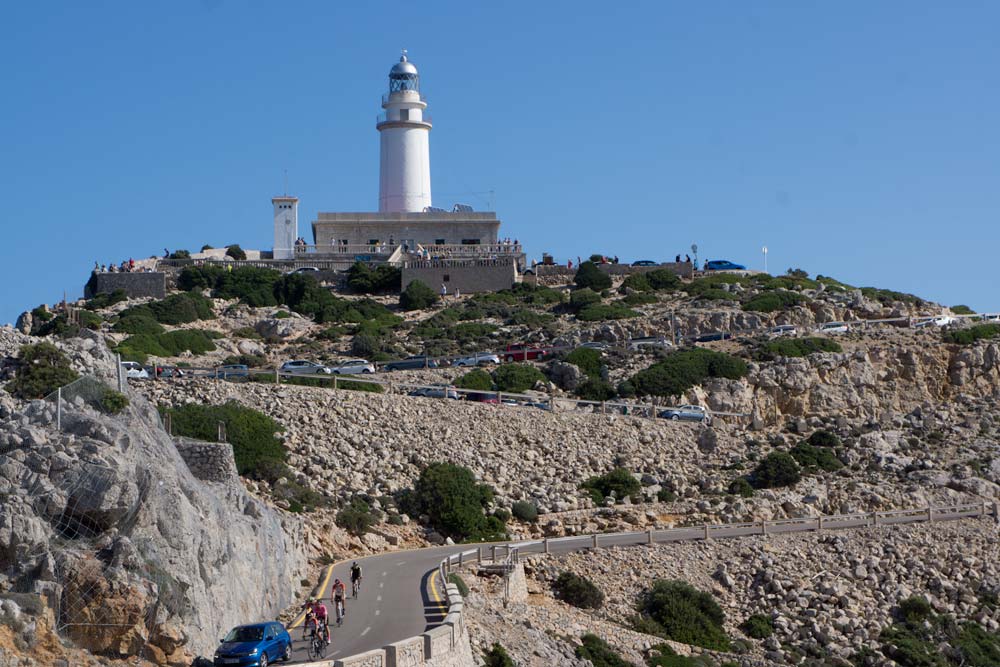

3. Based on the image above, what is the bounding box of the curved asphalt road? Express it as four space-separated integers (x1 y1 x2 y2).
286 506 990 663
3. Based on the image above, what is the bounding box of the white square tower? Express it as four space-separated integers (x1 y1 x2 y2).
272 196 298 260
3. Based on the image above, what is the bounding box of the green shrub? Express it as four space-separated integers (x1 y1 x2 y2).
116 329 220 363
168 249 191 259
576 378 617 401
99 390 129 415
574 262 612 291
113 312 165 335
861 286 925 306
84 288 128 310
456 369 494 391
806 430 842 448
221 354 266 368
336 498 379 536
741 614 774 639
944 324 1000 345
750 452 801 489
35 314 81 338
400 280 440 310
483 643 515 667
494 364 545 392
316 325 346 341
742 290 808 313
578 303 641 321
646 645 717 667
629 348 748 398
898 596 933 625
554 571 605 609
569 288 601 311
347 262 401 294
620 272 652 292
273 310 290 319
214 266 282 306
77 309 105 330
647 269 680 290
511 500 538 523
790 442 843 472
575 634 635 667
6 343 79 399
565 347 602 378
163 401 286 479
756 337 842 360
508 309 555 328
409 462 505 542
178 265 225 291
951 305 975 315
151 292 214 324
581 468 641 505
351 333 379 358
657 488 677 503
225 244 246 260
637 579 730 651
448 573 470 598
728 477 754 498
622 292 659 306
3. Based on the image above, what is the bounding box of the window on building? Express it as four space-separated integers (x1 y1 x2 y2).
461 239 481 245
443 274 450 282
435 238 446 245
400 109 409 121
368 239 380 245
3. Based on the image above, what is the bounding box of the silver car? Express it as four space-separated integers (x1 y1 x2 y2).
627 336 672 351
768 325 798 337
279 360 332 375
408 384 460 400
658 404 712 424
452 352 500 367
329 358 375 374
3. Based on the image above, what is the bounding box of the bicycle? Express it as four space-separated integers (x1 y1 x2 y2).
333 597 345 626
306 623 328 661
352 577 361 599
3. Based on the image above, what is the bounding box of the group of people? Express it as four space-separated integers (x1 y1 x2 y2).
674 254 693 264
301 562 363 647
93 259 152 273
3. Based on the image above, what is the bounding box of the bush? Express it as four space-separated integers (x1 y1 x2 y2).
400 280 440 310
448 573 470 598
6 343 79 399
647 269 680 290
657 488 677 503
225 244 246 260
749 452 801 489
168 249 191 259
576 378 617 401
756 337 842 360
944 324 1000 345
163 401 286 480
351 333 379 358
511 500 539 523
622 292 659 306
35 314 81 338
347 262 401 294
637 580 730 651
898 596 933 625
574 262 612 291
742 290 808 313
494 364 545 392
119 292 214 326
790 443 842 472
554 571 605 609
565 347 602 378
483 643 516 667
221 354 267 368
84 288 128 310
575 634 635 667
409 462 505 542
116 329 220 363
646 646 717 667
113 312 165 335
629 348 748 398
508 309 555 328
577 303 641 322
336 498 378 536
581 468 641 505
99 390 129 415
456 369 494 391
569 288 602 312
214 266 282 306
741 614 774 639
806 429 842 448
728 478 754 498
951 305 976 315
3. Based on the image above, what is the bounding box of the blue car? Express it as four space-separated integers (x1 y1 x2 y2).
214 622 291 666
704 260 746 271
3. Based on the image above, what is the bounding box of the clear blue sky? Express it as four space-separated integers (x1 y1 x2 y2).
2 1 998 324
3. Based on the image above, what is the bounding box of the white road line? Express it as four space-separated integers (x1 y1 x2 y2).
382 571 388 576
361 626 371 637
375 609 381 616
377 595 382 602
379 582 384 589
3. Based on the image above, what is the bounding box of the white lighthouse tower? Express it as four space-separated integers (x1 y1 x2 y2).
377 50 433 213
272 195 298 260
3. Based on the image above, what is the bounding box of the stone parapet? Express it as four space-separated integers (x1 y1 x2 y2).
173 438 239 483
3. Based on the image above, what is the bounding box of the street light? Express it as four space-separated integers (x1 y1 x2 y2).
762 246 768 274
691 244 698 271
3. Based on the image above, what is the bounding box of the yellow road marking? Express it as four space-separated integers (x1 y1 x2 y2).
289 560 339 629
427 569 447 609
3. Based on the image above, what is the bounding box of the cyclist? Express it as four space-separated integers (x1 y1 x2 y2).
301 598 317 641
350 561 363 597
331 578 347 624
312 599 330 645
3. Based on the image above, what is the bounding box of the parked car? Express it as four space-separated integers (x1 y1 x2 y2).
408 384 459 400
329 358 375 374
503 344 547 362
767 325 798 337
153 365 186 378
626 336 671 351
452 352 501 367
213 621 291 666
631 260 658 267
704 260 746 271
464 391 500 404
659 404 712 424
580 341 612 352
290 266 320 274
216 364 249 379
279 360 332 375
384 355 440 371
817 321 850 334
913 315 957 329
693 331 733 343
980 313 1000 322
121 361 149 380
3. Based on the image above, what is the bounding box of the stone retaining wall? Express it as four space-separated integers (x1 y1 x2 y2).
173 437 239 483
84 272 167 300
402 262 516 294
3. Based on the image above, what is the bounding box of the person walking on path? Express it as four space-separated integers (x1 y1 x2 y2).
440 283 447 300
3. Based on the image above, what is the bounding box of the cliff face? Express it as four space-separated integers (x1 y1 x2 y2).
0 329 308 663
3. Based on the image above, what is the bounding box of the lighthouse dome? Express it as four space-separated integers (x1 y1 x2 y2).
390 54 418 76
388 51 420 93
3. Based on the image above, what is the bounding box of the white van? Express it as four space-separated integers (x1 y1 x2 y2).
120 361 149 379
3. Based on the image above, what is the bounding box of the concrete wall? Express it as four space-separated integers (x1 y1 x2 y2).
84 272 167 300
312 212 500 248
402 261 516 294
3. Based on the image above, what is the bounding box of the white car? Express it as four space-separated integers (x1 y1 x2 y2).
290 266 320 274
329 358 375 374
768 325 798 337
817 322 850 334
580 341 612 352
121 361 149 379
452 352 500 367
913 315 956 329
627 336 672 351
279 360 332 375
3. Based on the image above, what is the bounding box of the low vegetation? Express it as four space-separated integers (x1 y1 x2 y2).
580 467 641 505
399 462 506 542
511 500 538 522
622 348 747 398
741 614 775 639
6 342 79 399
336 498 381 536
634 580 730 651
574 261 612 291
577 302 641 322
943 323 1000 345
399 279 439 310
455 369 494 391
620 268 680 293
483 643 516 667
790 442 843 472
346 262 401 294
116 329 221 364
553 571 605 609
119 291 215 325
84 288 128 310
565 347 603 378
755 336 842 360
749 452 801 489
99 389 129 415
878 595 1000 667
493 363 545 393
741 290 808 313
575 633 635 667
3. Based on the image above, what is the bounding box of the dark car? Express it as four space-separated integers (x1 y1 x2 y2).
215 364 250 379
704 260 746 271
631 260 658 267
213 622 291 666
154 366 186 378
408 384 459 399
503 344 547 362
465 391 500 404
693 331 733 343
384 355 440 371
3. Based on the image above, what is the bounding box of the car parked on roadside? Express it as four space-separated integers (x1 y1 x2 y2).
464 391 500 404
121 361 149 380
704 260 746 271
452 352 500 367
631 260 658 267
693 331 733 343
980 314 1000 322
767 325 798 337
213 621 291 666
329 358 375 374
503 344 547 362
215 364 249 379
408 384 459 400
816 321 850 334
384 355 440 371
626 336 671 351
279 360 332 375
289 266 320 274
659 404 712 424
580 341 613 352
913 315 957 329
153 365 186 378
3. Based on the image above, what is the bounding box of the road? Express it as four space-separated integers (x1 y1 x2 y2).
284 504 991 663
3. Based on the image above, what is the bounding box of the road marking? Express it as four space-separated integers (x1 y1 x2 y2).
361 626 371 637
375 609 381 616
396 561 406 566
427 569 446 608
379 582 384 589
377 595 382 602
382 571 388 577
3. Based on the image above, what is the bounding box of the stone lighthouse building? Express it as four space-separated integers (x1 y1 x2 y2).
378 51 432 213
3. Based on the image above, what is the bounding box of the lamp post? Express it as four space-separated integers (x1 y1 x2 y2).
691 244 698 271
762 246 768 274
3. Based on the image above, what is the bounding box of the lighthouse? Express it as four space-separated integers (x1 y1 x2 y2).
377 50 433 213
